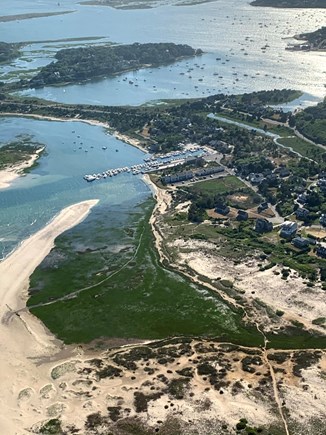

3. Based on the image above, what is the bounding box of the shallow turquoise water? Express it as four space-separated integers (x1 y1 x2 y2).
0 117 150 259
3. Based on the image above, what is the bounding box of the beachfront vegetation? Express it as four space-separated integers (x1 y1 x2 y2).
28 43 202 88
0 135 43 170
170 176 326 279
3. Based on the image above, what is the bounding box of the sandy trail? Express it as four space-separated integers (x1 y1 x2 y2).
0 199 98 434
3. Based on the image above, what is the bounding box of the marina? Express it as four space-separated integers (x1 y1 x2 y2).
83 146 207 182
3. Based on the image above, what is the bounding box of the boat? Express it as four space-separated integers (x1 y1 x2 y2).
84 175 96 182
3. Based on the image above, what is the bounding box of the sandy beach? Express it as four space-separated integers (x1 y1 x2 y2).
0 199 98 434
0 146 44 190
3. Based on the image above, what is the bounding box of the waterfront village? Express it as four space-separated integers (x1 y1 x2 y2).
83 122 326 266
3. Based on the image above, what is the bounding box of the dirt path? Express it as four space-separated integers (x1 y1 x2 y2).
255 321 290 435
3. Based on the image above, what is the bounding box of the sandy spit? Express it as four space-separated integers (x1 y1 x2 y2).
0 199 98 434
0 147 44 190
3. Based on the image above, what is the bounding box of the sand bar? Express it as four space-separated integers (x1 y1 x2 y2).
0 11 74 23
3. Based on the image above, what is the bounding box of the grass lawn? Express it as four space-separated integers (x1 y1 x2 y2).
187 176 246 195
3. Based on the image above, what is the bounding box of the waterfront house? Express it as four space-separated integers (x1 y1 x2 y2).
195 166 224 178
161 171 193 185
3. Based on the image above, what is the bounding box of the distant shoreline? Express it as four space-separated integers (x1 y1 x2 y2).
0 11 74 23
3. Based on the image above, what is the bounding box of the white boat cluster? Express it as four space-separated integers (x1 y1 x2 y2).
83 147 205 182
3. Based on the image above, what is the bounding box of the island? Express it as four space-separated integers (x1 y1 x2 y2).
81 0 214 9
28 42 203 88
251 0 326 7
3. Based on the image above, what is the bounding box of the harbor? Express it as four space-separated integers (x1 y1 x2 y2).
83 146 207 182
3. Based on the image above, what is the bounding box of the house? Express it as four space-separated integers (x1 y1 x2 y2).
320 214 326 227
257 202 268 213
316 245 326 259
215 204 230 215
255 218 273 233
292 237 310 250
297 193 308 205
265 173 278 185
237 210 249 221
318 172 326 180
279 168 290 178
295 208 310 221
248 173 265 185
280 221 298 239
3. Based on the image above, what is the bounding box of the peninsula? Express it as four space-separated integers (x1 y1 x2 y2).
28 43 203 88
0 136 45 189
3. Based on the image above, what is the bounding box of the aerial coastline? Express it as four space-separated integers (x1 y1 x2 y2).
0 0 325 432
